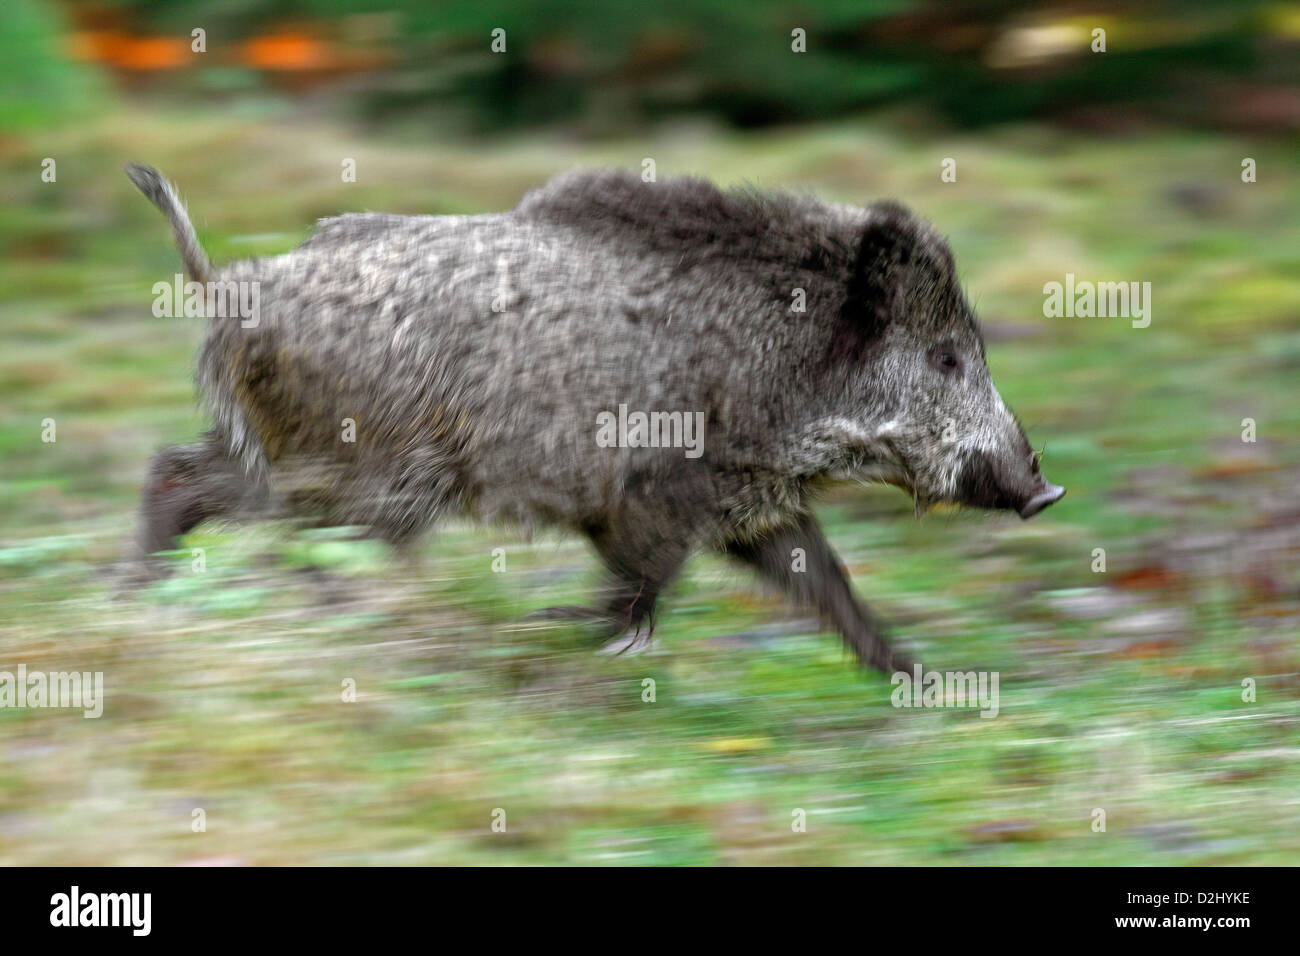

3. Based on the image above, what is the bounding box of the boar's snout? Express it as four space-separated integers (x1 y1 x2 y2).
956 449 1065 520
1018 480 1066 519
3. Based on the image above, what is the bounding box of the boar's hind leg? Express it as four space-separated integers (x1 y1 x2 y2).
721 512 913 675
131 438 260 577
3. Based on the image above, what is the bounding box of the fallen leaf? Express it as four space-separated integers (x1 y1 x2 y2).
700 737 772 754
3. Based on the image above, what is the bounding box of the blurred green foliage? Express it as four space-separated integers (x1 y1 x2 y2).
28 0 1294 131
0 0 103 131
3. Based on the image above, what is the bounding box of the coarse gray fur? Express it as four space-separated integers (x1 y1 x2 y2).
126 165 1064 674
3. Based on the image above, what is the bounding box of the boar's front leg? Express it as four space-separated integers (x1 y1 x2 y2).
721 512 913 675
527 502 698 652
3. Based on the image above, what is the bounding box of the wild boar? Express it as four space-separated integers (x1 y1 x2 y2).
125 164 1064 673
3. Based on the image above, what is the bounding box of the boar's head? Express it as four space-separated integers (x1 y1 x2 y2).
828 201 1064 519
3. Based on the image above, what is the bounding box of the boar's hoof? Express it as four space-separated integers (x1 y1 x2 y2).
112 547 174 596
878 648 918 677
596 626 657 657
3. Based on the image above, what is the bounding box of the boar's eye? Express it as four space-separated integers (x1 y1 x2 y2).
928 346 962 375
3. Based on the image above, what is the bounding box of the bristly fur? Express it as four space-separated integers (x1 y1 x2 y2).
124 165 1053 674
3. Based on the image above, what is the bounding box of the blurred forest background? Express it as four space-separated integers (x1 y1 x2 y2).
1 0 1298 864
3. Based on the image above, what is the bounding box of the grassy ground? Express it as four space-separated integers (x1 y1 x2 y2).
1 105 1298 864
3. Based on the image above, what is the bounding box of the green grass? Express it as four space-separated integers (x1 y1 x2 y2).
0 105 1297 864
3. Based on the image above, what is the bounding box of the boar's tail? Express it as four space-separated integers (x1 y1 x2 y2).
124 163 212 284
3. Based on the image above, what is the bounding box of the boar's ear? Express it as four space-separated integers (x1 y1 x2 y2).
833 201 918 360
